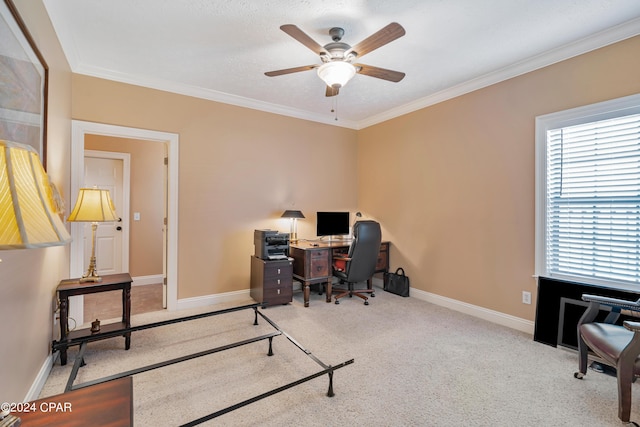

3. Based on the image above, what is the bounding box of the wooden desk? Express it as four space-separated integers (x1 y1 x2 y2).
56 273 133 365
14 377 133 426
289 240 389 307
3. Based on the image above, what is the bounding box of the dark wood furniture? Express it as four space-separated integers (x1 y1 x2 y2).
14 376 133 427
289 240 390 307
56 273 132 365
250 256 293 306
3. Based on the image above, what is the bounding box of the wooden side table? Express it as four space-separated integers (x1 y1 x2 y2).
56 273 132 365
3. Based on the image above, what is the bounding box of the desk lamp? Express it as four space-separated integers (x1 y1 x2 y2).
0 140 71 251
281 210 305 243
67 187 118 282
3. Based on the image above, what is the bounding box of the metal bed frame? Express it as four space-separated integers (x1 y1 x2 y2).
51 302 354 426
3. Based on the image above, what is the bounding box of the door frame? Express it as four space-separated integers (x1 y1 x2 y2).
71 121 179 314
82 150 131 274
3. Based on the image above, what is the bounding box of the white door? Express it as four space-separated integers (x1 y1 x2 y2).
83 153 129 275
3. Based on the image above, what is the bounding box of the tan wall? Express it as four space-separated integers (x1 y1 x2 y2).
72 76 359 298
4 1 640 402
358 35 640 321
85 135 165 277
1 0 72 402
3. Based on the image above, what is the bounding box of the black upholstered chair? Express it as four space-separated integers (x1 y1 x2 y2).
331 220 382 305
575 294 640 425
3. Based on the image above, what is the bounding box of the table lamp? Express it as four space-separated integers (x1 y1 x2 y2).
67 187 118 282
0 140 72 427
281 210 305 243
0 140 71 251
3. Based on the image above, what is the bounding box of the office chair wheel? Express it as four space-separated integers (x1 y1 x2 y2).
364 300 369 305
574 372 584 379
371 292 375 297
335 299 340 304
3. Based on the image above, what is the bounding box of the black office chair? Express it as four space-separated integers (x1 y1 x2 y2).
575 294 640 425
331 220 382 305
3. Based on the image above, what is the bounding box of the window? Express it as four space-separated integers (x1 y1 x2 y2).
536 94 640 289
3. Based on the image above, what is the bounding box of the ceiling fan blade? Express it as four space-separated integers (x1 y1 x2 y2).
325 86 339 97
355 64 405 82
346 22 405 58
265 65 317 77
280 24 329 56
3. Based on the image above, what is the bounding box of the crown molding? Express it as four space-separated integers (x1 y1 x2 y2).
356 17 640 129
47 0 640 131
73 63 360 130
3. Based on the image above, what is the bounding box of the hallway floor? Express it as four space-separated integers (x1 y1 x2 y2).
83 283 164 323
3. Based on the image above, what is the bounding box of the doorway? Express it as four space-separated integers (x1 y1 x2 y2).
70 121 179 325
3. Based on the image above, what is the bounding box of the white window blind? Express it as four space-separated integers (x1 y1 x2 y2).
546 113 640 285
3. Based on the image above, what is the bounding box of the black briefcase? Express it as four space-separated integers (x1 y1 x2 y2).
383 268 410 297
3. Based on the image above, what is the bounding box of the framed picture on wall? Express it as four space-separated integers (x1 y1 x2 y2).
0 0 48 168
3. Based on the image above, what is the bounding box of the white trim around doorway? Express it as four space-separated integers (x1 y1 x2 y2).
71 120 179 311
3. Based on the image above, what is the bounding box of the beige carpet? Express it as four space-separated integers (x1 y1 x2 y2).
41 284 640 426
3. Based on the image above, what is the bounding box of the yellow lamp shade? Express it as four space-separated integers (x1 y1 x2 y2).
67 188 118 223
0 140 71 249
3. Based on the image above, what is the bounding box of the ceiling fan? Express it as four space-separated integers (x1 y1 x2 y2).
265 22 406 97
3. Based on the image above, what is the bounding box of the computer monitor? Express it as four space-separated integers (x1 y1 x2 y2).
316 212 350 237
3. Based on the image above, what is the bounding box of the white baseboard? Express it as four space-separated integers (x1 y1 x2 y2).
25 353 55 402
132 274 164 287
173 281 533 336
175 289 251 311
410 288 535 335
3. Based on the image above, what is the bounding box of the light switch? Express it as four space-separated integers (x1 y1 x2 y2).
134 212 141 221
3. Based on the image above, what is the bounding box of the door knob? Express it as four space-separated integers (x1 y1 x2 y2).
116 226 122 231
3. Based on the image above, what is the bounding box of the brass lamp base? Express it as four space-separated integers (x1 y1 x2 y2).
80 225 102 282
80 268 101 282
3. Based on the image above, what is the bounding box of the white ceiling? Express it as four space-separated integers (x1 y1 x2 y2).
43 0 640 129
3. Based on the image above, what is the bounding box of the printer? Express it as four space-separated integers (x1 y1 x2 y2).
254 229 290 260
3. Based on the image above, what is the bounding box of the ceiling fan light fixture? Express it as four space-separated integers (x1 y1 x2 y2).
317 61 356 89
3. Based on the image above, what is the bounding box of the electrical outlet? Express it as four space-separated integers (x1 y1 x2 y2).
522 291 532 305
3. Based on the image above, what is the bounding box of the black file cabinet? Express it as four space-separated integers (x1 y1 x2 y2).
250 256 293 306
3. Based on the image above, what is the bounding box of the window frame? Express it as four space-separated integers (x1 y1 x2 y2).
535 93 640 291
